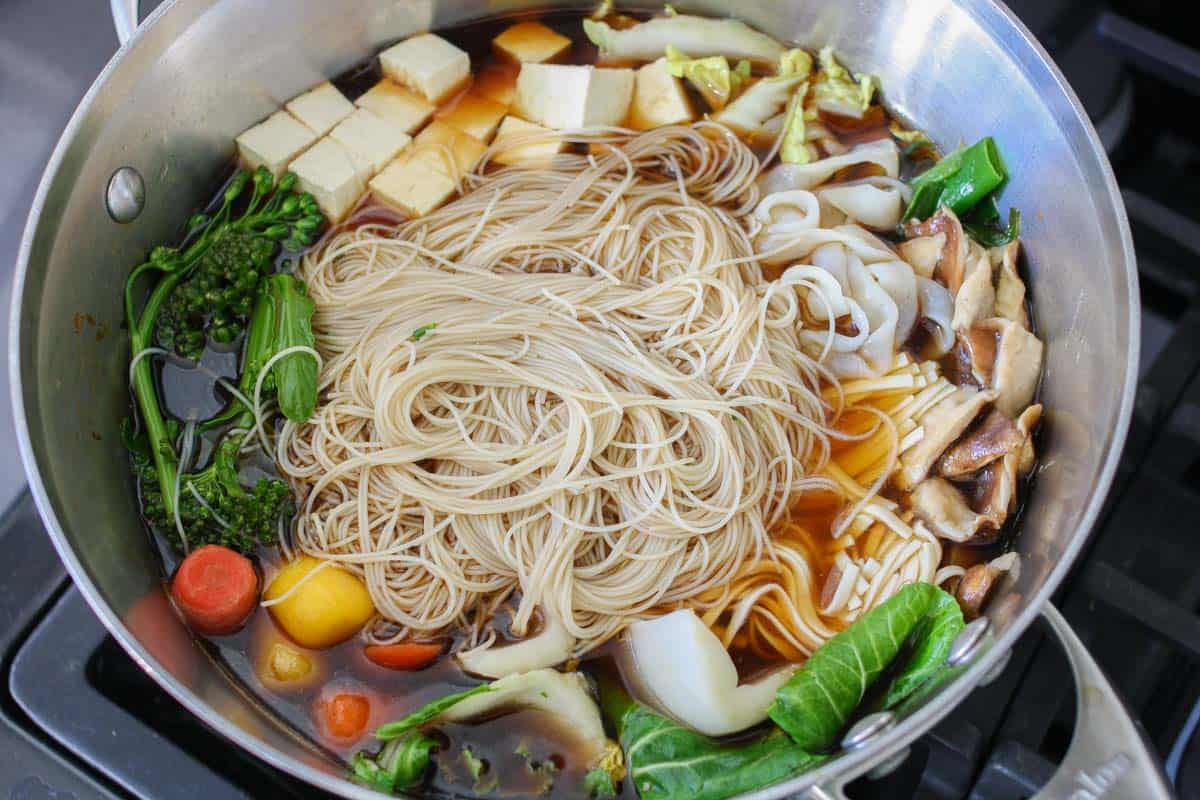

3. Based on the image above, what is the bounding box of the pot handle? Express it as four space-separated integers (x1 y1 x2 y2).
798 603 1173 800
111 0 140 46
1030 603 1175 799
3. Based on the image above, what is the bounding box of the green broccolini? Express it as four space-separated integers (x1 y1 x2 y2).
147 169 322 359
124 167 322 553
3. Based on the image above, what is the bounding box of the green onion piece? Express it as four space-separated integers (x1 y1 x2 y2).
901 136 1008 223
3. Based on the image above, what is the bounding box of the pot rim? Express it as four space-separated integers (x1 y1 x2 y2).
7 0 1139 796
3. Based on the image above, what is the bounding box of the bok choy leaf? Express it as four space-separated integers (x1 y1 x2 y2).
769 582 960 751
600 676 826 800
351 731 438 793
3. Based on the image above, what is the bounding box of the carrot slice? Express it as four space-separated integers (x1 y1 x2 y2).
363 642 444 670
170 545 259 635
320 692 372 741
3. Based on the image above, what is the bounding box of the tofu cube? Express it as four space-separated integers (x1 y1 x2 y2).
474 64 518 106
285 82 355 136
370 156 457 218
329 108 412 176
409 120 486 179
354 80 434 134
629 58 695 131
491 116 565 167
235 111 317 178
437 92 508 142
379 33 470 105
515 64 635 129
288 137 365 223
492 21 572 64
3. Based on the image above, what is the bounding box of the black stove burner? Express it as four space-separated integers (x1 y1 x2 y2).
5 1 1200 799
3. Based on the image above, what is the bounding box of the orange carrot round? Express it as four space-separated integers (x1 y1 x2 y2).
320 692 372 741
170 545 259 635
363 642 444 671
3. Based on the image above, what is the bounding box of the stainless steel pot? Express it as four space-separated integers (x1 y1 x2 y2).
7 0 1164 797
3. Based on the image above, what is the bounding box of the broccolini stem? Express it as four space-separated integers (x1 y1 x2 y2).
129 270 190 519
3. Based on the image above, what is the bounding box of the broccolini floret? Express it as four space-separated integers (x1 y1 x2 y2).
124 166 322 554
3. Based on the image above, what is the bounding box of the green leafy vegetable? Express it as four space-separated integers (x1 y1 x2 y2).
778 48 813 77
263 273 318 421
963 199 1022 247
881 586 965 707
411 323 437 341
900 137 1018 245
124 168 323 553
351 731 437 793
664 44 750 110
779 91 811 165
812 46 874 118
375 684 493 741
600 677 825 800
585 767 619 798
769 582 946 751
142 169 322 360
582 15 785 67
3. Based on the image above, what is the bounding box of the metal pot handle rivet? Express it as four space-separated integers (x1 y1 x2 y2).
948 616 991 666
105 167 145 224
841 711 896 750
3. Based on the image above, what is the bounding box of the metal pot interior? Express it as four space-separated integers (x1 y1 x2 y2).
9 0 1137 796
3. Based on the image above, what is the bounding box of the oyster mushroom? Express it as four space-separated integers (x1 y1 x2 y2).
897 234 944 279
989 240 1029 329
896 386 996 491
951 247 996 331
955 318 1043 418
938 409 1024 478
909 477 992 542
956 552 1020 619
903 207 968 294
1016 403 1042 476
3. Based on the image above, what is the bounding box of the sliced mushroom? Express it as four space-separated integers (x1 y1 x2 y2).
969 444 1019 531
955 552 1019 619
989 241 1029 329
955 318 1043 418
897 234 944 279
938 409 1024 478
903 208 968 294
896 386 995 491
1016 403 1042 476
989 320 1043 417
951 247 995 331
959 323 999 385
909 477 992 542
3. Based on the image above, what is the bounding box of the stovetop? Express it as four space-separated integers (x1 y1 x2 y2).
5 1 1200 798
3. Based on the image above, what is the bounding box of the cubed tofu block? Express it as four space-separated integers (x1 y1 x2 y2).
409 120 486 179
354 80 434 134
370 156 457 218
515 64 634 129
329 108 412 176
285 82 355 136
491 116 565 167
492 21 572 64
379 33 471 105
288 137 365 223
474 64 518 106
629 58 695 131
235 111 317 179
437 92 508 142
